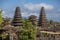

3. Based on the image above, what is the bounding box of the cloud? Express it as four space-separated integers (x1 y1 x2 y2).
24 3 54 11
22 12 28 17
0 9 5 14
22 3 54 19
2 11 5 13
22 3 54 18
22 12 39 18
58 9 60 11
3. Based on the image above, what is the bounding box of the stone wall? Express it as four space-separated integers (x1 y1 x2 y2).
36 31 60 40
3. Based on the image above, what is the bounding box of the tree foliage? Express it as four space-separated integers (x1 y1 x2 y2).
20 19 37 40
47 20 60 24
0 10 3 27
0 32 7 40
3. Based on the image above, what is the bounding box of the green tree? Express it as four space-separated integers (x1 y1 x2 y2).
0 32 7 40
0 10 3 28
20 19 37 40
47 20 54 24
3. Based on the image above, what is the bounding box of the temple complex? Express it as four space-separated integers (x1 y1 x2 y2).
0 6 60 40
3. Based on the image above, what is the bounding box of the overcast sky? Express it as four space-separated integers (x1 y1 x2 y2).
0 0 60 22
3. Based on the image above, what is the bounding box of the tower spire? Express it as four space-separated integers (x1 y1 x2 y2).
38 7 47 27
12 7 23 26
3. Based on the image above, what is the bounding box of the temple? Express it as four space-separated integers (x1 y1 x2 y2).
12 7 23 27
28 15 37 25
38 7 47 27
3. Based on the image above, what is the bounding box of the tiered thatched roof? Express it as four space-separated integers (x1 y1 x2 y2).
12 7 23 26
38 7 47 27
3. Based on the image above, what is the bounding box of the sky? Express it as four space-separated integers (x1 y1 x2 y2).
0 0 60 22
